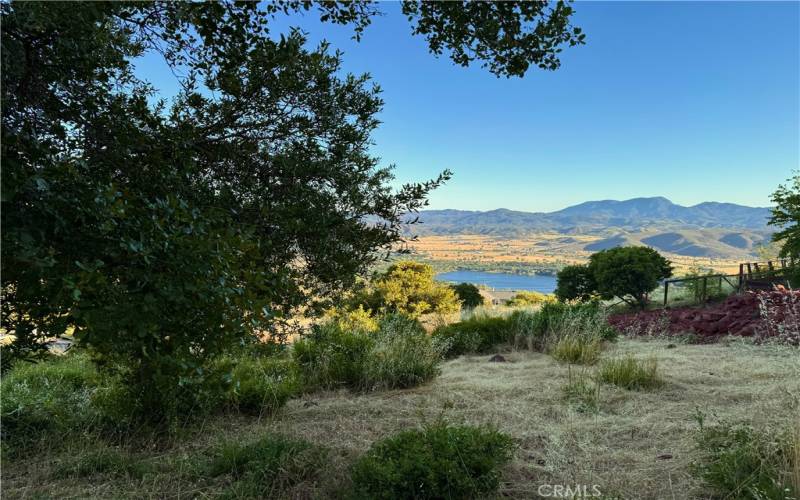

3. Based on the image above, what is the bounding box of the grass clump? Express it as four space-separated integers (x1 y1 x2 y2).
562 368 600 413
431 313 513 357
692 415 799 499
215 354 302 416
550 335 603 365
205 433 327 498
596 355 661 390
55 445 151 479
350 422 514 499
0 353 107 448
294 314 440 391
364 314 441 390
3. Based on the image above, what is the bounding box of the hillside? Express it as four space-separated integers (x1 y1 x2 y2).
405 197 772 260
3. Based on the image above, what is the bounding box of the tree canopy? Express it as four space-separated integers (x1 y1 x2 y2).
769 173 800 260
1 1 584 419
554 264 597 302
451 282 485 309
588 247 673 308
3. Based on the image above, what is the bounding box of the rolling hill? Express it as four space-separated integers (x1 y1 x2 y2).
406 197 773 259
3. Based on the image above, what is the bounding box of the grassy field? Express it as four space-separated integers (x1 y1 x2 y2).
5 338 798 499
411 234 747 275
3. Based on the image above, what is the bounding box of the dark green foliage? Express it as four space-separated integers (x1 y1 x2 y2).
205 434 327 499
555 264 597 302
692 418 796 500
431 315 514 357
401 0 585 77
0 2 448 422
451 282 485 309
770 173 800 261
350 423 514 499
589 247 673 308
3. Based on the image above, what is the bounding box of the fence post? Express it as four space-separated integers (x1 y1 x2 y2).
663 280 669 307
701 276 708 302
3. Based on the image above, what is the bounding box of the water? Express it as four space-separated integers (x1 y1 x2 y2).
436 270 557 293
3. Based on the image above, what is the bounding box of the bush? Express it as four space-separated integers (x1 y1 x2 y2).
0 353 106 446
431 313 513 358
596 355 661 390
451 282 485 309
293 314 440 391
506 290 556 308
215 355 302 416
363 315 441 390
350 422 514 499
550 335 602 365
205 433 327 498
292 323 373 390
589 246 673 308
370 261 461 317
692 417 798 499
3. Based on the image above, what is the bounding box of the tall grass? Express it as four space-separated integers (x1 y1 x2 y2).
596 355 661 390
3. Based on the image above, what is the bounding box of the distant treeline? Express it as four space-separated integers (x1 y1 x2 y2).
373 256 560 277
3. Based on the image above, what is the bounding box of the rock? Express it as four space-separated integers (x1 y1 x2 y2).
656 453 673 460
666 343 677 349
489 354 507 362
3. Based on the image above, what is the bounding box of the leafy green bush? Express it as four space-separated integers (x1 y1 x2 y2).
692 417 798 499
205 433 327 498
550 335 602 365
596 355 661 390
431 314 513 357
293 323 373 390
555 264 597 302
350 423 514 499
364 315 441 390
0 353 105 446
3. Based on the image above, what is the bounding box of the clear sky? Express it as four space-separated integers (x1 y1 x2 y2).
137 1 800 212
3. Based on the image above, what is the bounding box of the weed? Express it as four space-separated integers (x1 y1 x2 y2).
596 355 661 390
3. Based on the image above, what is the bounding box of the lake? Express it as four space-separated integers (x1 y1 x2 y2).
436 270 557 293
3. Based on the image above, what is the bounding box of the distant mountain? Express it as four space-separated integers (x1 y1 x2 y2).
409 197 772 236
404 197 773 259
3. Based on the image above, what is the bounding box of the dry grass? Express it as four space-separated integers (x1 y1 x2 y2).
3 339 799 499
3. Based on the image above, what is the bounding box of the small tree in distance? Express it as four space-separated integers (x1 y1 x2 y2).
371 262 461 317
555 265 596 302
451 283 485 309
589 247 673 308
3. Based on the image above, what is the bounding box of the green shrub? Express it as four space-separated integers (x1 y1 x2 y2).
363 315 441 390
692 417 798 499
215 355 301 416
596 355 661 390
350 423 514 499
293 322 373 390
0 353 105 446
431 314 513 357
550 335 602 365
205 433 327 498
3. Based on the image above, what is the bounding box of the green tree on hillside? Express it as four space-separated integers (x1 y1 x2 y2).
555 264 596 302
1 2 584 421
371 262 460 317
451 283 485 309
589 247 673 308
769 173 800 260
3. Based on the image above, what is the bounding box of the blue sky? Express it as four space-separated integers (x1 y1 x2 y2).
137 1 799 212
